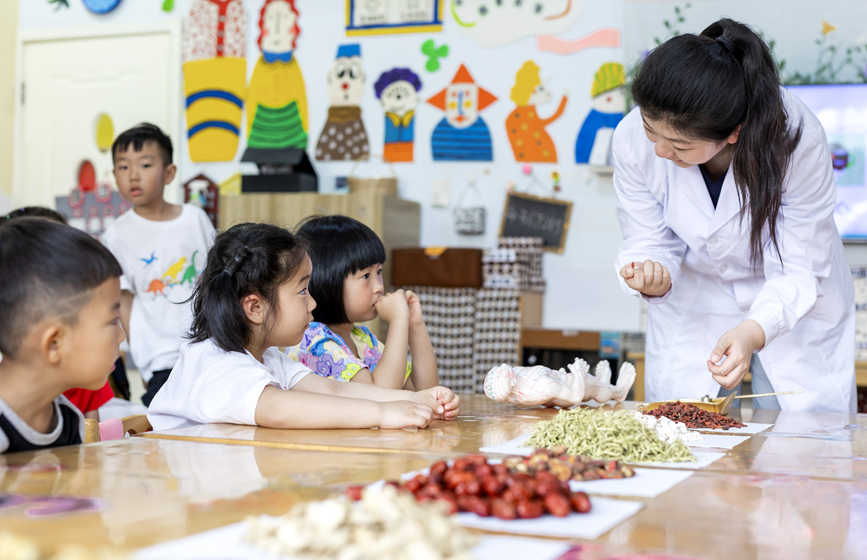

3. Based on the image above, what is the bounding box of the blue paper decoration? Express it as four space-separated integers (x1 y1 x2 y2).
82 0 122 14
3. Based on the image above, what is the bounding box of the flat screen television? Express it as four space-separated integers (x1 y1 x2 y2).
786 84 867 241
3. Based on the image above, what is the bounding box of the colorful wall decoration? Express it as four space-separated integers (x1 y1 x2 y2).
182 0 247 162
506 61 568 163
375 68 422 163
426 64 497 162
246 0 309 151
575 62 626 164
346 0 445 36
315 44 370 161
450 0 582 47
82 0 122 14
421 39 449 72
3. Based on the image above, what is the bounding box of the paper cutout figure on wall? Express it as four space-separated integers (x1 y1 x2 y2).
426 64 497 161
450 0 581 47
182 0 247 162
375 68 422 163
421 39 449 72
575 62 626 164
536 28 621 55
48 0 70 11
315 44 370 161
506 61 567 163
246 0 308 151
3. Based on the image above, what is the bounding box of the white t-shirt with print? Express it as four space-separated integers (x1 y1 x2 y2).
102 205 215 382
147 339 312 431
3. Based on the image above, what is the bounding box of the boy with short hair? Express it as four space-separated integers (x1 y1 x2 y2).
103 123 215 406
1 206 123 417
0 219 125 453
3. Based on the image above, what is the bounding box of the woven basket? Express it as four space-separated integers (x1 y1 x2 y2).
347 154 398 196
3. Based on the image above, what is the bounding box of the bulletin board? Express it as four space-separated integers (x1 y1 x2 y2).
345 0 445 37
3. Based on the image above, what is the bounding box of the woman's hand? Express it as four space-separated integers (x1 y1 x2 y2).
379 401 433 429
707 320 766 389
375 290 410 325
414 386 461 420
620 260 672 297
405 290 424 328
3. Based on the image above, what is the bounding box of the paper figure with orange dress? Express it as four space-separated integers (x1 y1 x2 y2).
182 0 247 162
246 0 309 150
315 44 370 161
575 62 626 164
426 64 497 162
506 61 567 163
374 68 422 163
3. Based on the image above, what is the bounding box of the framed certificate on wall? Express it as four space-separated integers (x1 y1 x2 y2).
346 0 444 36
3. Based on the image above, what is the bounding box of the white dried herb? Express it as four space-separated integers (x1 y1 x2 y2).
246 485 476 560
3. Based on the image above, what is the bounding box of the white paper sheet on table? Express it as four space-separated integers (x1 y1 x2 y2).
684 433 750 449
133 519 574 560
479 434 726 469
458 497 643 539
569 468 693 498
691 423 774 435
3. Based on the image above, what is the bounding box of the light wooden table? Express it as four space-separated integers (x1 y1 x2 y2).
2 395 866 558
143 395 867 482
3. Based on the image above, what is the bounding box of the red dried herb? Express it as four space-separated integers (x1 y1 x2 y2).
645 401 746 430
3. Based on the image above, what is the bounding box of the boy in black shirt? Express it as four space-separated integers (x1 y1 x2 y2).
0 218 124 453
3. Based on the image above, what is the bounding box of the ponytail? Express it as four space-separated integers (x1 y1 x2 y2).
632 18 802 266
188 223 308 353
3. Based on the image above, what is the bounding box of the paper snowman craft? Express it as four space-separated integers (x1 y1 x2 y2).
574 62 626 164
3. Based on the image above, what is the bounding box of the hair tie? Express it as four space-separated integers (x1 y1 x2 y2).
221 269 232 277
716 35 735 55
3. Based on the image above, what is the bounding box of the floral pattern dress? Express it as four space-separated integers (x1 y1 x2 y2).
287 322 411 382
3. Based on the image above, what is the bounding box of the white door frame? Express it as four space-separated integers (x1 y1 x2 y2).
13 20 183 205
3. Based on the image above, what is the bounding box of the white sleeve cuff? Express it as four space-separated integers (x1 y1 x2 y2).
746 307 782 348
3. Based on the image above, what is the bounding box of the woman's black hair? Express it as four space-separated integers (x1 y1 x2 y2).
631 18 802 266
297 215 386 325
188 223 308 353
0 218 122 359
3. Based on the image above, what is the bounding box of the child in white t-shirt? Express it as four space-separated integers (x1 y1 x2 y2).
102 124 215 406
147 223 461 431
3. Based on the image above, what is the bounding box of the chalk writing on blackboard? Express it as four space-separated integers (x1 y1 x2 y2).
499 193 572 253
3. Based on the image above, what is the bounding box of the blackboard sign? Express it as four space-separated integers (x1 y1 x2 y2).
499 193 572 253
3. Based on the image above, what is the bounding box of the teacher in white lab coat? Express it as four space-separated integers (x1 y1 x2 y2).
613 18 856 413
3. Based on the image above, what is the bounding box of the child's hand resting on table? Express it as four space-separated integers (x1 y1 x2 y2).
414 386 462 420
375 290 410 325
379 401 434 429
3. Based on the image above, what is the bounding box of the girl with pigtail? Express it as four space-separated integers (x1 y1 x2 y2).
614 18 855 412
147 223 460 431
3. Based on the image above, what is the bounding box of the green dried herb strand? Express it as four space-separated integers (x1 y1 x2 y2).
522 408 696 463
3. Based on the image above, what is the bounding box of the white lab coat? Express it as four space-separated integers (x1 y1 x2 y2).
613 89 856 413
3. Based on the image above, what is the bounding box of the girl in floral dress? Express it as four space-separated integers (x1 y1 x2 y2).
289 216 439 391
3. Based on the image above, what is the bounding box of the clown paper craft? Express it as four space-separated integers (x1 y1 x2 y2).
506 61 568 163
426 64 497 162
375 68 422 163
315 44 370 161
182 0 247 162
575 62 626 164
246 0 309 150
